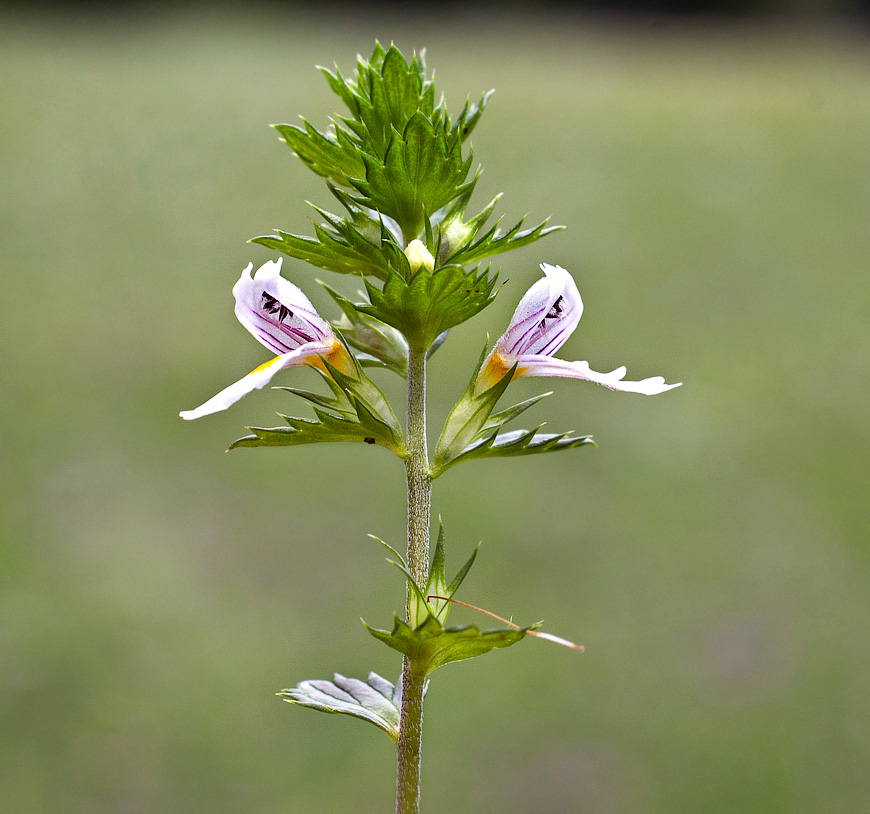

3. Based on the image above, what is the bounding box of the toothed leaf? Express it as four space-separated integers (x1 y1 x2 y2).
446 216 564 266
372 521 479 628
364 614 534 676
320 281 409 375
351 112 474 242
228 409 398 453
425 522 449 623
359 265 498 354
229 349 406 456
278 672 405 742
250 218 392 282
450 89 493 143
272 121 366 186
436 428 595 474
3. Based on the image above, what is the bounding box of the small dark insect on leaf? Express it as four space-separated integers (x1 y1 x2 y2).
363 437 376 445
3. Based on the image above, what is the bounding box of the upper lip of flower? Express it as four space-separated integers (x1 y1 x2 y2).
233 258 333 355
478 263 681 396
180 259 343 420
493 263 583 360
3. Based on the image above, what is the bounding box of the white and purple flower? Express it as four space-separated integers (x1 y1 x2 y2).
477 263 681 396
180 259 351 420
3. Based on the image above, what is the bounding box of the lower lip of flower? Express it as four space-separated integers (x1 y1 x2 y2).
250 357 282 375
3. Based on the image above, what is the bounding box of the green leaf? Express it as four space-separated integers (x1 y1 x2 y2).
352 113 473 242
248 230 384 281
371 534 432 629
278 672 407 743
432 342 517 472
423 523 478 626
326 183 387 242
272 120 366 186
314 43 434 169
371 521 479 629
318 64 361 119
450 89 493 144
368 41 388 73
436 427 595 474
359 264 498 354
320 281 409 375
320 348 404 438
356 45 434 159
445 541 478 599
228 347 407 456
429 171 563 267
424 522 449 622
446 214 564 267
483 392 552 435
272 382 352 417
364 614 534 677
249 198 395 282
227 408 395 452
378 45 429 134
432 183 493 261
432 342 593 476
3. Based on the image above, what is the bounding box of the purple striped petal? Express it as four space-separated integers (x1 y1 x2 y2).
477 263 680 397
494 264 582 358
180 259 341 420
234 259 333 354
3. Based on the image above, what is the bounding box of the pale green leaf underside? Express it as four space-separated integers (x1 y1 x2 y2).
278 672 404 743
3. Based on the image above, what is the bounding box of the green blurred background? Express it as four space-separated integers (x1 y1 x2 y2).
2 6 869 813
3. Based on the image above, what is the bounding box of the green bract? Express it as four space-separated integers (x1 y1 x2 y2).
365 521 533 678
432 341 595 477
319 280 409 375
359 263 498 354
250 42 561 353
365 614 533 678
229 338 407 457
373 519 478 629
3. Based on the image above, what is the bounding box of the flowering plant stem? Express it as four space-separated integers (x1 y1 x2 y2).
396 346 431 814
179 43 680 813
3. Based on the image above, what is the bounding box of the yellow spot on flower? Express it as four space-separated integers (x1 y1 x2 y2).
305 339 355 377
250 356 282 375
476 352 520 394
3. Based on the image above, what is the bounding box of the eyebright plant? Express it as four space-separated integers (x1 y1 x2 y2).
180 43 680 814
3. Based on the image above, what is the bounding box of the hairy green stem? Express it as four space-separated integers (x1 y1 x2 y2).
396 347 431 814
404 349 431 590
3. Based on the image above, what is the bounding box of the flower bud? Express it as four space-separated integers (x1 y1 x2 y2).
404 239 435 273
439 218 473 262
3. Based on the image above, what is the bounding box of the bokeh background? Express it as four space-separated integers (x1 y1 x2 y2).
2 3 869 812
